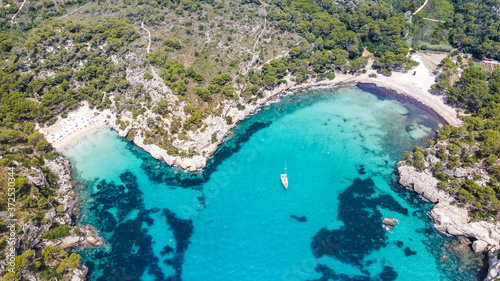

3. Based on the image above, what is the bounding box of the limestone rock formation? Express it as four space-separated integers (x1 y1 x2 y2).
473 240 489 253
397 164 452 203
37 225 105 249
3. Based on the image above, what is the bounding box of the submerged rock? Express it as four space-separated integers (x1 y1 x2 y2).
382 217 398 227
290 215 307 222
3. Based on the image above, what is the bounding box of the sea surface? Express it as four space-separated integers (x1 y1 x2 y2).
64 87 486 281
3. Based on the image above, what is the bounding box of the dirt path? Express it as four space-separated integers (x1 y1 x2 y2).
141 21 158 76
413 0 428 15
59 2 91 19
141 21 152 54
10 0 27 24
252 18 266 53
423 17 446 23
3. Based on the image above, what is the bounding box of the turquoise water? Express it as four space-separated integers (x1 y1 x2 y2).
65 87 485 281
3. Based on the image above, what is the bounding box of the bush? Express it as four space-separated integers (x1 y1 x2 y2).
195 87 212 102
44 152 57 160
37 197 48 209
143 72 154 80
42 226 71 240
56 253 81 274
163 39 181 50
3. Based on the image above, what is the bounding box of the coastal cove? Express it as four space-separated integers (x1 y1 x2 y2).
41 54 460 173
4 0 500 279
64 87 486 280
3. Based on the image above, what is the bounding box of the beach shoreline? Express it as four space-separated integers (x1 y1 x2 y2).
355 82 450 125
53 121 108 151
40 53 460 170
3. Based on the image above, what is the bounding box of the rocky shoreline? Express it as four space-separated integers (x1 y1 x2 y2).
105 75 459 172
16 155 105 280
116 76 359 172
397 162 500 281
46 54 459 173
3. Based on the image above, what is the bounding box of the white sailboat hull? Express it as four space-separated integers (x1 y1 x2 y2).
281 174 288 189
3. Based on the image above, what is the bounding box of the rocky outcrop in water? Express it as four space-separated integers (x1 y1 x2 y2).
382 217 398 227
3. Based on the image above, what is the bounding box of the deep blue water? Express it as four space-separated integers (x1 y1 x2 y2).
65 87 486 281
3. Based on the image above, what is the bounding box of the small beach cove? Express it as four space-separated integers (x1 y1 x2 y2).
64 86 485 281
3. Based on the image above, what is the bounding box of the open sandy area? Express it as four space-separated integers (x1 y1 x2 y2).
39 102 112 151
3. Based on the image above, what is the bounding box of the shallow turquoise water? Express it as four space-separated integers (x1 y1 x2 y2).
65 87 485 281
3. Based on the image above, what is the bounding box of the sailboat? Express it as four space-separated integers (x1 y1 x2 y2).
281 161 288 189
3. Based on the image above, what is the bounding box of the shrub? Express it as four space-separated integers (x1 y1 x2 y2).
56 253 81 274
143 72 154 80
42 226 71 240
56 205 65 213
163 39 181 50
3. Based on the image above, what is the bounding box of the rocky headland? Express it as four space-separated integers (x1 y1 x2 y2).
0 154 105 281
398 162 500 280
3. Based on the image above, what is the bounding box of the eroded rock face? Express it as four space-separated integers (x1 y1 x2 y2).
27 167 49 187
429 202 500 248
397 164 452 203
70 265 89 281
485 260 500 281
453 167 469 178
430 202 469 226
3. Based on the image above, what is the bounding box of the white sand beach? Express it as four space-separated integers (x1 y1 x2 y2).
363 53 459 125
39 102 112 151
